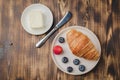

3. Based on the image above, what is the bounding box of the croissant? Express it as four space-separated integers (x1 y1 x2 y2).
67 29 99 60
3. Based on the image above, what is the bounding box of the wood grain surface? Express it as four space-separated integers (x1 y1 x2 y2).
0 0 120 80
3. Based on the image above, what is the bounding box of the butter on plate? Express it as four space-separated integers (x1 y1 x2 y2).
29 10 44 28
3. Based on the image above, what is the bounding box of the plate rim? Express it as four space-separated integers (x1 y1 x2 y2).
51 26 101 75
21 3 53 35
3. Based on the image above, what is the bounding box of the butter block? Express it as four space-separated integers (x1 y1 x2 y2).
29 10 44 28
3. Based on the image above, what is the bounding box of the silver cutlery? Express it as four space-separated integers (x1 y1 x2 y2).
36 11 72 48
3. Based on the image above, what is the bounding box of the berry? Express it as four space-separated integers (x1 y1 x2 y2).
53 45 63 55
62 57 68 63
73 59 80 65
59 37 65 43
79 65 85 72
67 66 73 72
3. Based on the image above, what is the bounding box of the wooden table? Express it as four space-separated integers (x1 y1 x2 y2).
0 0 120 80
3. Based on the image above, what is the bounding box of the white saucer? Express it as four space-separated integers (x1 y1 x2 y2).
51 26 101 75
21 4 53 35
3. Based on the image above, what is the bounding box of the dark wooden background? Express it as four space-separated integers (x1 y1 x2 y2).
0 0 120 80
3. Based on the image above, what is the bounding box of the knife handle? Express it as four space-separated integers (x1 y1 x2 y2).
36 11 72 48
36 28 57 48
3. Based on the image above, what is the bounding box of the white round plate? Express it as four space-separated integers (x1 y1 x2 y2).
21 4 53 35
51 26 101 75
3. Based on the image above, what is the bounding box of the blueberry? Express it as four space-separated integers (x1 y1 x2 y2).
62 57 68 63
67 66 73 72
79 65 85 72
59 37 65 43
73 59 80 65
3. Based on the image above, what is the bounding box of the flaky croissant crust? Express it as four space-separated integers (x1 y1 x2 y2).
67 29 99 60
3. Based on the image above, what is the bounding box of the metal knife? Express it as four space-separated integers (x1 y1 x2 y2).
36 11 72 48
